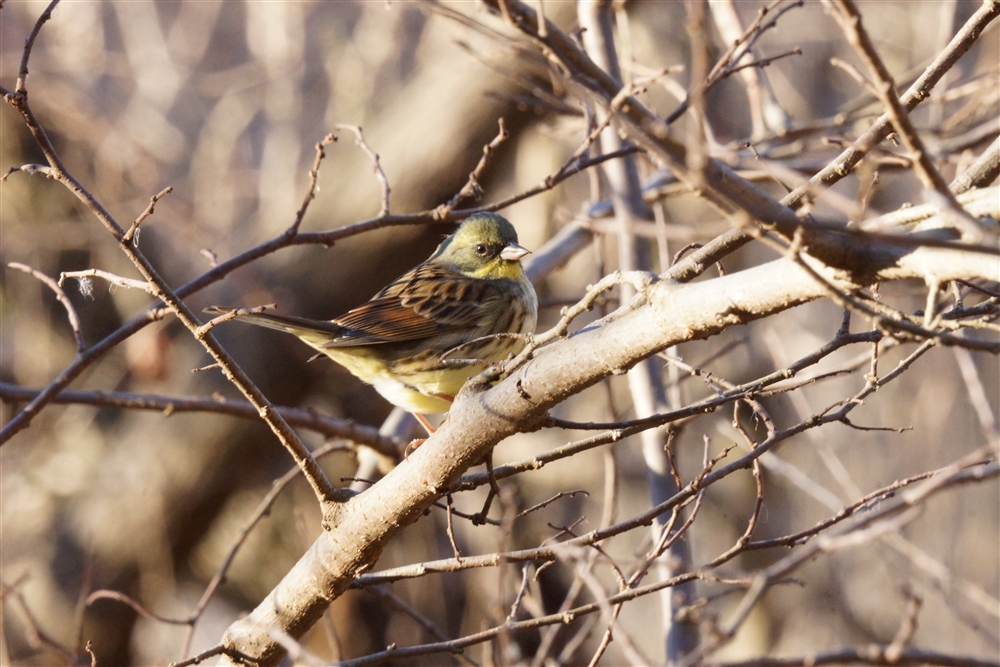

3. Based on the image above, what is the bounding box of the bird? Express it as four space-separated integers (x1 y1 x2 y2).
206 212 538 437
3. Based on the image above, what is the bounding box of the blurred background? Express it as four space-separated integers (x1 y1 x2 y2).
1 1 997 665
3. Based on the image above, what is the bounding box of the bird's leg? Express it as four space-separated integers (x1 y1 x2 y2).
405 396 453 459
404 413 436 459
414 413 437 436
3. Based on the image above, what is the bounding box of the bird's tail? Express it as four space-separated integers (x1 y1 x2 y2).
204 306 342 345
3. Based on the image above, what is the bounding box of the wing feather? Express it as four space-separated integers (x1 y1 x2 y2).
323 263 503 347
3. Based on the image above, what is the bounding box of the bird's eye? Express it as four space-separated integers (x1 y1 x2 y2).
475 244 488 255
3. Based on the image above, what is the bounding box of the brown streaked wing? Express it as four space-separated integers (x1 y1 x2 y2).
323 263 499 347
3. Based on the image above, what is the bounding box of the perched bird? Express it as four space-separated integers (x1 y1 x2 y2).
206 212 537 434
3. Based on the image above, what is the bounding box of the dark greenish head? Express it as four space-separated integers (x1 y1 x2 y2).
433 213 530 279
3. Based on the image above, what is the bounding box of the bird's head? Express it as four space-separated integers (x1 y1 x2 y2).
434 212 530 280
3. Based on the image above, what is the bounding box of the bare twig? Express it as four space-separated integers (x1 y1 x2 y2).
15 0 60 92
289 132 338 234
885 590 922 662
516 490 589 520
58 269 154 295
812 269 995 351
726 47 802 76
441 118 509 214
0 163 54 180
666 0 805 125
123 186 173 243
445 493 462 560
63 381 387 450
365 586 478 667
8 262 86 353
827 0 984 241
950 135 1000 194
1 578 77 663
783 0 1000 208
335 124 390 217
707 453 1000 660
85 590 189 625
180 441 351 659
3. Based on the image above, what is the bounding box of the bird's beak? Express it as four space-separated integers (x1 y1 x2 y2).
500 242 530 262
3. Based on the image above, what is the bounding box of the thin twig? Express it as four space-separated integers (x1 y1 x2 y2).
85 590 189 625
0 163 54 180
666 0 805 125
441 118 509 214
705 451 998 660
289 132 338 234
885 590 922 661
726 47 802 76
0 383 402 455
58 269 154 295
516 490 589 520
827 0 983 240
950 136 1000 194
335 124 390 217
123 186 173 243
179 441 351 659
1 578 77 663
445 493 463 560
16 0 60 92
8 262 86 353
365 587 479 667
